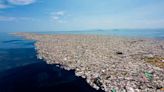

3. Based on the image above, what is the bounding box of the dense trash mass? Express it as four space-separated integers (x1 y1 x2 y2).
15 33 164 92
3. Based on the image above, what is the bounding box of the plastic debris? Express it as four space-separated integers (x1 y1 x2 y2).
111 88 116 92
160 88 164 91
144 72 153 81
93 77 102 88
161 60 164 62
116 51 123 55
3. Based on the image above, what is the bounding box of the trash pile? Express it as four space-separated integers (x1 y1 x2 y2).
15 33 164 92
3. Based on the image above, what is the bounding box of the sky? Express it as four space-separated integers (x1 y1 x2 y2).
0 0 164 32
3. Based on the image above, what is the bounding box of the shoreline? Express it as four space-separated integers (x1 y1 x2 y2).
14 32 164 92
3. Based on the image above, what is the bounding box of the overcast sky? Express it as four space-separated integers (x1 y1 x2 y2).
0 0 164 32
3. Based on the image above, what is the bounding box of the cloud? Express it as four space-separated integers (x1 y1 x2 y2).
0 4 10 9
0 16 15 21
7 0 36 5
51 11 65 16
50 11 66 23
16 17 38 22
58 20 67 23
0 0 36 9
55 11 65 16
0 0 9 9
0 16 37 21
52 16 59 20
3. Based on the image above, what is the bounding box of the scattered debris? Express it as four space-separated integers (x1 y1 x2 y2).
15 33 164 92
111 88 116 92
144 72 153 81
144 56 164 68
93 77 103 88
116 51 123 55
144 54 154 58
125 86 135 92
160 88 164 91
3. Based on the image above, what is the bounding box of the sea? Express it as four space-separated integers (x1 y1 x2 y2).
0 29 163 92
39 29 164 39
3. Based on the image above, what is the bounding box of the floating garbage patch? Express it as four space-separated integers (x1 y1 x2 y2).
14 33 164 92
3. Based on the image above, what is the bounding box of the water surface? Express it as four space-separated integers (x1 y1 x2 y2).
0 33 37 71
37 29 164 39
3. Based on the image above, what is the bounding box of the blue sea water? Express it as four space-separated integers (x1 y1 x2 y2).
0 33 37 71
0 33 36 49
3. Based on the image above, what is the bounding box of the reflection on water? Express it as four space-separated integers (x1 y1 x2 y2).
0 33 36 71
0 33 34 49
2 40 23 43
